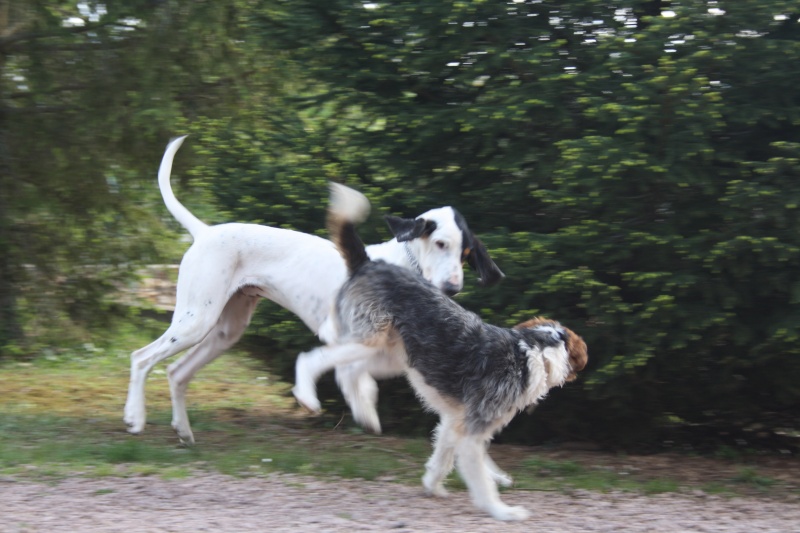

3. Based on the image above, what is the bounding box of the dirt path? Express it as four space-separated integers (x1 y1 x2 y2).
3 472 799 532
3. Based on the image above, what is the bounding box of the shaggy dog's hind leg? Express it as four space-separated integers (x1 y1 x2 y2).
293 343 380 413
335 363 382 434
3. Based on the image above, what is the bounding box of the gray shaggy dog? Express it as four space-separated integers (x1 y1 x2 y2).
293 183 588 521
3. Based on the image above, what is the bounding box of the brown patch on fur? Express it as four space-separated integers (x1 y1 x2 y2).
514 316 588 381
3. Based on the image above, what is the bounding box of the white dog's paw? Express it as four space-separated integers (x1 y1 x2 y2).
292 385 322 414
126 419 145 434
123 397 136 425
171 419 196 446
487 504 530 522
124 403 146 434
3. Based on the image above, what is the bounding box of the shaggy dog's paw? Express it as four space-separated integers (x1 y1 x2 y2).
347 375 382 434
351 404 382 435
293 353 322 414
422 474 449 498
292 385 322 414
491 470 514 488
488 504 530 521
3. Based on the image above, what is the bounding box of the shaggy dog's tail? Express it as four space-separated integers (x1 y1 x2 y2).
328 183 372 274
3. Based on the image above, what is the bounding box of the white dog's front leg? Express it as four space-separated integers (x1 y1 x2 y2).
293 344 379 414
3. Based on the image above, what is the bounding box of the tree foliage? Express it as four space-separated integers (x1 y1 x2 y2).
0 0 265 348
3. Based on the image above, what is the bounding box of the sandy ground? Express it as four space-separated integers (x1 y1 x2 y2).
2 471 800 533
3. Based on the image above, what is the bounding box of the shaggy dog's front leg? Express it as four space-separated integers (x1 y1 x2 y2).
422 417 459 497
455 434 530 521
485 451 513 487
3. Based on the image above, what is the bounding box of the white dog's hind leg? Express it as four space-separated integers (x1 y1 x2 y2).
167 291 259 444
125 326 210 434
125 339 169 430
422 417 459 497
293 343 379 413
455 435 530 521
125 300 227 434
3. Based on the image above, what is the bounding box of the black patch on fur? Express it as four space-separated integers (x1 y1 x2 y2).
336 221 370 274
451 209 505 287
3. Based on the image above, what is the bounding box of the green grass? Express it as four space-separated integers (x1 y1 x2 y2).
732 467 777 489
0 318 424 483
0 318 793 499
515 457 641 493
0 409 423 482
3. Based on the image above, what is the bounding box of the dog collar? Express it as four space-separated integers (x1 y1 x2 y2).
404 243 423 276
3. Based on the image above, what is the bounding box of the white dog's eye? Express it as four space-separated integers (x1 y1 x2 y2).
435 240 448 250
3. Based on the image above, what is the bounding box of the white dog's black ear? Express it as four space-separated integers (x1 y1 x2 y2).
451 208 504 287
464 234 505 287
385 215 437 242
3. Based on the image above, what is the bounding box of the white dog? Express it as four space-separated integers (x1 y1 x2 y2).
124 136 504 444
293 183 588 520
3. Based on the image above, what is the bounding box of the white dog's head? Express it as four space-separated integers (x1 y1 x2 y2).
385 206 504 296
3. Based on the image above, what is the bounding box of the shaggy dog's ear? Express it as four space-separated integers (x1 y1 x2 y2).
464 235 505 287
565 331 589 381
385 215 437 242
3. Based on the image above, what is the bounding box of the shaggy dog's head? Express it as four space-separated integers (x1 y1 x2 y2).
514 317 588 382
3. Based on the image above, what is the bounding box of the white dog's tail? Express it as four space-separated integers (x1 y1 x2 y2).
158 136 207 239
328 182 371 274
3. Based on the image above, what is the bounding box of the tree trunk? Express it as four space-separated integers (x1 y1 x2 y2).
0 124 22 351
